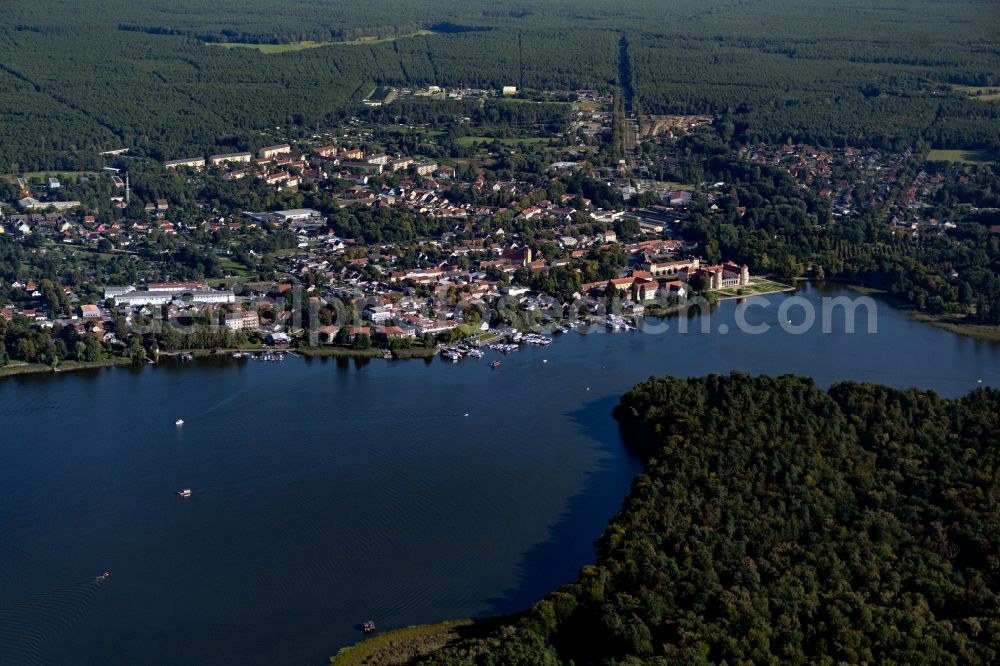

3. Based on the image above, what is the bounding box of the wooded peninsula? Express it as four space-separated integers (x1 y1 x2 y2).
385 374 999 664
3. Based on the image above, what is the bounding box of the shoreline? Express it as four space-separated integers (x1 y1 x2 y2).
638 277 794 317
0 344 441 379
329 616 515 666
0 357 134 378
907 312 1000 342
714 276 797 299
837 282 1000 342
4 282 997 381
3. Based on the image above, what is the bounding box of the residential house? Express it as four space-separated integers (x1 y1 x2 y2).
259 144 291 159
415 161 438 176
225 310 261 331
388 157 414 172
164 157 206 169
631 279 660 302
209 152 253 166
378 325 415 340
340 161 383 175
80 304 102 319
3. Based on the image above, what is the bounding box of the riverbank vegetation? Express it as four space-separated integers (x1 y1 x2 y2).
910 313 1000 343
411 373 1000 664
0 356 132 378
330 618 513 666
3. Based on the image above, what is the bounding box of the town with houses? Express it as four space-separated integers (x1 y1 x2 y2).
0 86 991 369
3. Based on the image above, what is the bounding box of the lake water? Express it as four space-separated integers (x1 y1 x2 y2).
1 284 997 665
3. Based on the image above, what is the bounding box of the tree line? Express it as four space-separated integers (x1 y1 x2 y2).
416 373 1000 664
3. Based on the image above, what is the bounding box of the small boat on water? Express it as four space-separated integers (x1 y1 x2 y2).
177 488 192 498
97 571 110 581
362 620 376 633
490 360 501 369
175 419 184 427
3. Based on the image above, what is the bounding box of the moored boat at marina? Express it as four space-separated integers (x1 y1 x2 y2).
605 314 628 331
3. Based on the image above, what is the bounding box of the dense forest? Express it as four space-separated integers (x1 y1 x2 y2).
631 0 1000 152
417 373 1000 664
0 0 997 171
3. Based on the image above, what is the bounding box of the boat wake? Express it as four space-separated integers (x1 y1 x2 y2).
0 576 107 666
175 387 256 427
197 387 253 420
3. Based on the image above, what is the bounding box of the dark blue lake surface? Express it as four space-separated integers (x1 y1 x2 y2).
1 284 997 665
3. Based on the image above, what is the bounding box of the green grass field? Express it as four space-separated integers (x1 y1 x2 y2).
926 149 995 164
456 136 553 148
219 257 249 276
213 41 330 53
714 278 795 299
211 30 436 54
